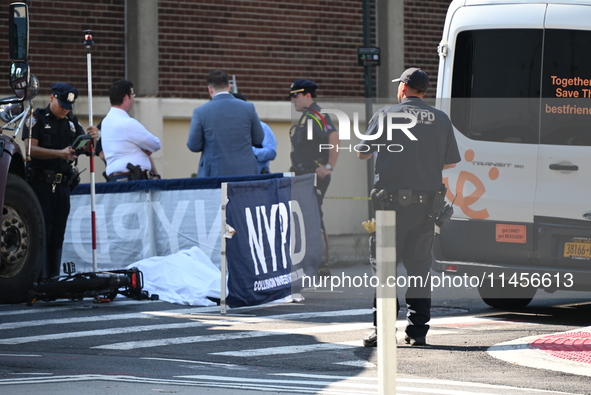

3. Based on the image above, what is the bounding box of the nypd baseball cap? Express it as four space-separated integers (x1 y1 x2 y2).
290 79 318 97
392 68 429 92
51 83 78 110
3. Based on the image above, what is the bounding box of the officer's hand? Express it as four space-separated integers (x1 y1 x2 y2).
315 165 332 179
87 126 100 139
60 147 77 161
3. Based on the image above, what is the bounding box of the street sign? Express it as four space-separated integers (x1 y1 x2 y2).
358 47 380 66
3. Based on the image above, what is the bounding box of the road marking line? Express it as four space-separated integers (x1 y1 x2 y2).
175 374 378 390
0 307 369 331
0 299 150 316
397 377 579 394
0 306 220 330
0 321 222 345
141 357 240 368
93 322 370 350
211 341 360 357
174 374 573 394
334 360 377 368
0 374 374 394
0 373 575 395
92 330 278 350
274 373 377 381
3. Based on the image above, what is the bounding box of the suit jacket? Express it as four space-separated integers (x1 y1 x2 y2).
187 93 264 178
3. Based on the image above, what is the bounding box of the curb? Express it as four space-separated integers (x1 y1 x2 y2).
488 326 591 377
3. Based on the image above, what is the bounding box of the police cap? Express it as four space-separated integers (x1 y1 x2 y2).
392 68 429 92
51 83 79 110
290 79 318 97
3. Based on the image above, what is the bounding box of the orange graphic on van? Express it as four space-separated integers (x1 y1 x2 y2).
444 149 498 220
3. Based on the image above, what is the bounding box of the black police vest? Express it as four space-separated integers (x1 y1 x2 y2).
290 105 333 168
29 107 82 173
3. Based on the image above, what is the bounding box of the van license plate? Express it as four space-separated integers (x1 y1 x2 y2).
563 242 591 260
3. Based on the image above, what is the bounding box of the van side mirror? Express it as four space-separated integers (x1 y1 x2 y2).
10 62 29 95
9 2 29 61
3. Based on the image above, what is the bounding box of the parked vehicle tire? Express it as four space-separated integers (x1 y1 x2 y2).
0 173 45 303
478 276 537 310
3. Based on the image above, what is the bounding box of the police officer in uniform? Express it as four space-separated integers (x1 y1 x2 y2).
358 68 461 346
23 83 98 280
289 79 340 276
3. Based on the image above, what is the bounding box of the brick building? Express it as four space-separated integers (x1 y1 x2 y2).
4 0 450 100
2 0 452 241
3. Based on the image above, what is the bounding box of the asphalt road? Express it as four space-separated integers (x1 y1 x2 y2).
1 262 590 395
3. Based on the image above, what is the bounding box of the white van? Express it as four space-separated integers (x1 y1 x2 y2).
433 0 591 308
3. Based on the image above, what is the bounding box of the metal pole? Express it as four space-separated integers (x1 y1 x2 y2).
363 0 375 220
83 30 97 272
376 210 397 395
220 183 228 315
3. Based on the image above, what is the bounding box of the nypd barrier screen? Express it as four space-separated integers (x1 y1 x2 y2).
62 173 321 307
223 174 322 308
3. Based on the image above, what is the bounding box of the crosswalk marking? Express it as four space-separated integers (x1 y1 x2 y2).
0 374 377 395
0 299 145 316
92 330 279 350
1 304 583 395
0 307 370 331
93 322 371 350
176 374 378 390
1 306 503 354
0 305 220 330
211 341 360 357
0 320 220 345
334 360 377 368
1 305 510 359
0 373 576 395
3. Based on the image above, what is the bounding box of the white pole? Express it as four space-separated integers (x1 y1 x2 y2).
84 30 97 272
376 209 397 395
220 183 228 315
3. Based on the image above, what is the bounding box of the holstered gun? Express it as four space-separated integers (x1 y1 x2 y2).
370 188 389 211
126 163 143 180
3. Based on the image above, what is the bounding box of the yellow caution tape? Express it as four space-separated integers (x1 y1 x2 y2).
325 196 371 200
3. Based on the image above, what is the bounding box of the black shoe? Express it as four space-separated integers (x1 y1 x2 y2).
404 335 426 346
363 331 377 347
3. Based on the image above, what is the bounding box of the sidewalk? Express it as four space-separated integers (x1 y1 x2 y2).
489 326 591 377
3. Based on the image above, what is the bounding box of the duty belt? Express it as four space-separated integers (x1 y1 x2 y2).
30 169 71 193
108 171 132 178
388 190 433 205
107 169 153 181
33 170 69 184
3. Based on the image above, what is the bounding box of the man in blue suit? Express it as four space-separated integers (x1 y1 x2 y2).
187 70 264 177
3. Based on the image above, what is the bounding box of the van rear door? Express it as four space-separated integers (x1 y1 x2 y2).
534 4 591 267
436 3 545 263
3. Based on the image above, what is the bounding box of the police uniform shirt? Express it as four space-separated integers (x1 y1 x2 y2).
23 105 85 173
290 101 336 168
361 97 461 192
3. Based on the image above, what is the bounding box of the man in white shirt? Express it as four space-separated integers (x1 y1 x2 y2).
100 80 162 181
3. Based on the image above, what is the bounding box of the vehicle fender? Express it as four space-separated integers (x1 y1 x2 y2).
0 135 27 215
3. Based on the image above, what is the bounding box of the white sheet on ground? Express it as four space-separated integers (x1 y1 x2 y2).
127 246 222 306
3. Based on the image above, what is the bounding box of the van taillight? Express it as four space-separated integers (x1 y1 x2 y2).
446 265 458 272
